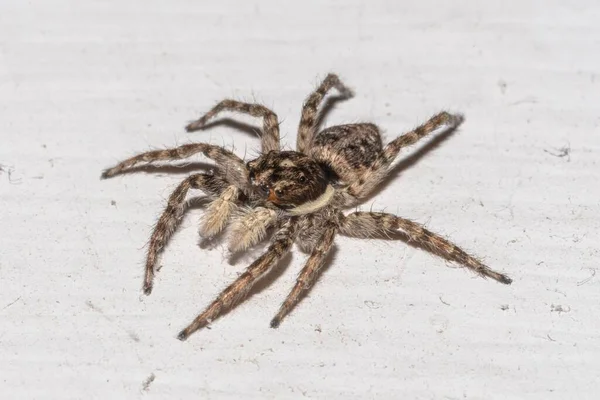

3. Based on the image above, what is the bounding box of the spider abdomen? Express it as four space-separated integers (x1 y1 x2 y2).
309 123 383 185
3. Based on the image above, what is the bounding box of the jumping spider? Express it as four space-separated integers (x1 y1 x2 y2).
102 74 512 341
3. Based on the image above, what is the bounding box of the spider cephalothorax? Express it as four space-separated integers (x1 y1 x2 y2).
102 73 512 341
247 151 330 211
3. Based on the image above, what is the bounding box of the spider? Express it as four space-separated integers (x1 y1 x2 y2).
102 73 512 341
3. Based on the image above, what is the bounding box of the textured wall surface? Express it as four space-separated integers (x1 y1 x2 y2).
1 1 599 398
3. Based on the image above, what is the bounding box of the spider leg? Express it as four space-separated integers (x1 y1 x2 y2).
144 173 228 295
177 217 299 340
101 142 248 187
346 111 463 199
340 211 512 284
186 100 281 153
270 224 336 328
296 73 353 154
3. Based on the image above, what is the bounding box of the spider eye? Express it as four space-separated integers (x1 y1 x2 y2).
275 189 283 196
248 171 255 182
298 175 306 183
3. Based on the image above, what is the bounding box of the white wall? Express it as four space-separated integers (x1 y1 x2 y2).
1 1 599 398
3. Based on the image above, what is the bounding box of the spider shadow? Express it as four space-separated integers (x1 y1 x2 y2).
197 229 339 321
193 236 296 323
108 162 216 177
108 92 350 180
246 251 294 298
372 230 466 274
195 225 296 299
274 245 339 318
191 93 351 151
244 245 339 318
105 119 263 179
193 118 263 141
315 94 353 133
359 122 462 205
226 236 272 265
190 118 267 159
187 196 211 211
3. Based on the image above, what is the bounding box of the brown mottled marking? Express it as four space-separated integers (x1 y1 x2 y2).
340 212 512 284
144 174 229 294
177 218 299 340
186 99 281 153
297 73 353 153
271 224 337 328
248 151 330 208
309 123 382 185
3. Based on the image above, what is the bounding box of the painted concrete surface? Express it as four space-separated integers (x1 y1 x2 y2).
1 1 599 398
